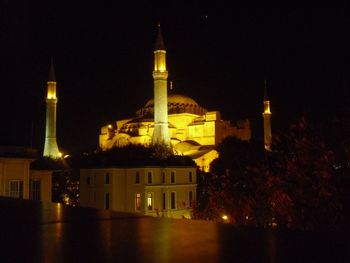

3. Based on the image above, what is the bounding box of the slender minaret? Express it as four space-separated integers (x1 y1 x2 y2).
43 59 60 158
263 80 272 151
152 25 170 145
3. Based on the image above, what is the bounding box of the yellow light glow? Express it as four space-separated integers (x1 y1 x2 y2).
263 101 271 114
58 152 63 158
147 193 153 210
108 124 112 129
64 195 70 205
47 82 57 99
154 51 166 72
221 214 228 221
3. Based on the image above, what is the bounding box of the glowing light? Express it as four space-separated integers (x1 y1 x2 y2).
108 124 112 129
221 214 228 221
263 101 271 114
147 193 153 210
58 152 63 158
47 82 57 99
63 195 70 205
154 51 166 72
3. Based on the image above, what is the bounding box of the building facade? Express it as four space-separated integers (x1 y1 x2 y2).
80 166 197 219
0 156 52 202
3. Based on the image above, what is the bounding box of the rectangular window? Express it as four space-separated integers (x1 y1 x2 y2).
135 171 140 184
30 180 41 201
147 193 153 210
189 191 193 207
170 171 175 184
147 172 152 184
86 176 90 185
189 171 193 183
162 192 166 210
135 193 141 211
9 180 23 199
105 173 110 184
105 193 110 210
170 192 176 209
162 172 166 184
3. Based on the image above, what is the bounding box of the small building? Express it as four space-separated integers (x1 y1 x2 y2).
0 147 52 202
80 166 197 219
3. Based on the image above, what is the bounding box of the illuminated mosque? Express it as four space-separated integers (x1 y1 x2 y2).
99 27 252 171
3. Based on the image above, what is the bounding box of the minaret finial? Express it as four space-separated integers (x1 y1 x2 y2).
155 23 165 51
48 57 56 82
264 79 268 100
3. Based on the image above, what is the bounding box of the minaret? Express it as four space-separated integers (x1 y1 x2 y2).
43 59 60 158
263 80 272 151
152 25 170 145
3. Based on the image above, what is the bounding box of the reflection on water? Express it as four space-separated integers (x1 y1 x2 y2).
1 198 346 262
136 218 220 263
266 230 277 263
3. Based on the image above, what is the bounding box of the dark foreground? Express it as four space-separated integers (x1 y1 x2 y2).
0 197 348 263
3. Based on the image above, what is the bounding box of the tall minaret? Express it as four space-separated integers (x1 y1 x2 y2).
263 80 272 151
152 25 170 145
43 59 60 158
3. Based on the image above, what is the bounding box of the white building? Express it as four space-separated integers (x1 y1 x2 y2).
80 166 197 219
0 148 52 202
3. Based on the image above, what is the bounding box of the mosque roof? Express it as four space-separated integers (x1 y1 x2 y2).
145 94 199 108
137 93 207 117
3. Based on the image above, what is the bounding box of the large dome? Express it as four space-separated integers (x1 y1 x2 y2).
145 94 199 108
137 93 207 117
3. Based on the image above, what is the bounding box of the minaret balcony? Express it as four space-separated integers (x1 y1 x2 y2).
152 71 168 79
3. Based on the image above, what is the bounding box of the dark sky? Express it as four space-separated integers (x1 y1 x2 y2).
1 1 348 153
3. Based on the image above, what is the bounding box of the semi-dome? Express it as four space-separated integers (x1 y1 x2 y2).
137 93 207 117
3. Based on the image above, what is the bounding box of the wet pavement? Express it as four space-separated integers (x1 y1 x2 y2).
0 197 348 262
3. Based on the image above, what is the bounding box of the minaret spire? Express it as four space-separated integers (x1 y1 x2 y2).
43 58 60 158
152 24 170 145
48 57 56 82
262 79 272 151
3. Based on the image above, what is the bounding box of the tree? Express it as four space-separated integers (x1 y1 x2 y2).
195 119 345 231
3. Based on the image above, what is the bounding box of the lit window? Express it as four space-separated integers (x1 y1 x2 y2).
135 193 141 211
189 171 193 183
135 171 140 184
147 172 152 184
105 173 110 184
9 180 23 199
171 192 176 209
147 193 153 210
189 191 193 207
30 180 41 201
162 172 166 184
162 192 166 210
170 171 175 183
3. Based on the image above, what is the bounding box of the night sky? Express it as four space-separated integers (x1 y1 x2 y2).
1 1 348 154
